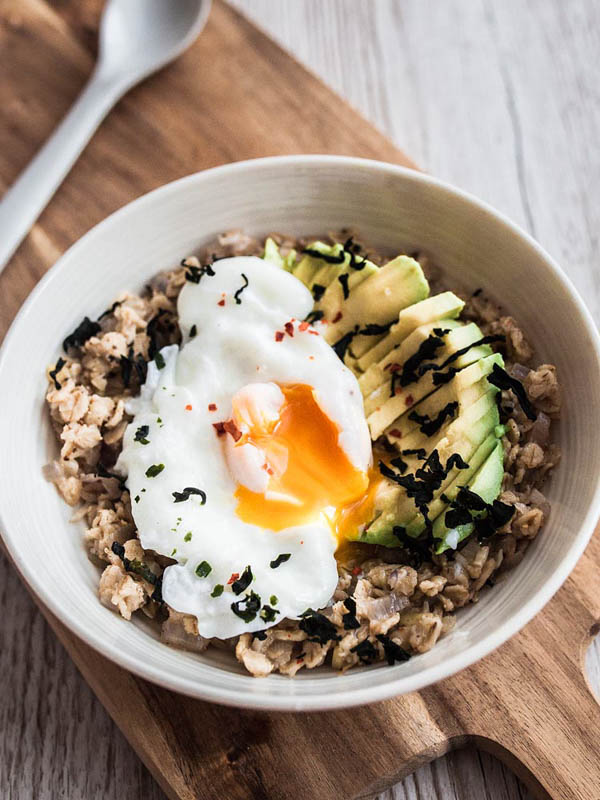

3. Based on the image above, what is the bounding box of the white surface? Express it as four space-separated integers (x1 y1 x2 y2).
0 1 598 798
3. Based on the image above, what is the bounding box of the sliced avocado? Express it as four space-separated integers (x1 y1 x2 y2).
263 238 296 271
292 241 342 286
356 292 466 371
406 432 500 538
323 256 429 345
318 260 379 322
391 386 498 455
359 319 463 400
434 441 505 553
361 392 500 544
357 428 501 547
366 322 493 440
384 353 504 447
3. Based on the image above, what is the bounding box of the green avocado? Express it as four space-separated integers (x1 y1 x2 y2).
355 291 465 370
262 237 297 271
358 319 463 400
384 353 504 447
323 256 430 345
366 322 493 440
433 440 505 553
356 391 500 546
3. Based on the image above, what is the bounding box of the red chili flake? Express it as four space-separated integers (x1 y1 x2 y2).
406 395 414 406
332 311 343 323
212 422 226 436
300 540 304 544
217 299 225 307
389 364 401 373
208 403 217 412
309 355 315 360
284 321 294 337
308 330 319 336
352 566 362 576
223 419 242 442
185 404 192 411
394 387 402 395
275 331 284 342
389 428 402 438
299 321 309 332
296 657 304 664
227 572 239 585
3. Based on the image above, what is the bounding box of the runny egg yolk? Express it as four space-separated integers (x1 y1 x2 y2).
231 383 378 542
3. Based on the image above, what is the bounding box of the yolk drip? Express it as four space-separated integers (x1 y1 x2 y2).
233 383 376 541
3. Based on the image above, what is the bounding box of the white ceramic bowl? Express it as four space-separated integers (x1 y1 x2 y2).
2 156 600 711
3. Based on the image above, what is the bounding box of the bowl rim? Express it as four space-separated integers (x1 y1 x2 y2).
2 153 600 711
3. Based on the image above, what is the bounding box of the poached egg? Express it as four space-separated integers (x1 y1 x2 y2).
117 255 372 638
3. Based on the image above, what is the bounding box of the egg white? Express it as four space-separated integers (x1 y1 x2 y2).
117 256 371 639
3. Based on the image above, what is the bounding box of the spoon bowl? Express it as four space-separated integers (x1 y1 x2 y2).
98 0 211 88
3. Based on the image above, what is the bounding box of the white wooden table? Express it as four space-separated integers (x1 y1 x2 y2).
1 1 599 797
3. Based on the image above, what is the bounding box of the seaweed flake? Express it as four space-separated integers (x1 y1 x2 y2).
304 310 324 325
390 455 408 474
394 329 450 389
338 273 350 300
134 425 150 445
332 326 359 360
172 487 207 504
183 260 216 284
232 565 253 595
407 401 459 436
299 609 341 644
312 283 326 302
62 317 101 352
401 448 427 460
97 463 126 490
98 300 122 320
487 363 536 420
110 541 159 586
49 357 66 390
234 273 249 305
376 634 411 665
342 597 360 630
270 553 291 569
350 639 377 664
358 322 393 336
259 604 280 623
302 247 345 264
231 590 261 623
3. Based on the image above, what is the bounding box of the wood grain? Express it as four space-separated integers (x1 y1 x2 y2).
1 1 599 799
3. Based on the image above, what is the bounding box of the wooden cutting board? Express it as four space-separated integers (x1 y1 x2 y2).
2 2 600 799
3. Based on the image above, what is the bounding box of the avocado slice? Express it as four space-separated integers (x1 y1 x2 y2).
316 259 379 320
384 353 504 447
262 237 296 271
355 291 466 371
365 323 493 439
291 241 341 286
357 391 500 545
433 440 505 553
323 256 429 345
356 429 501 547
358 319 463 399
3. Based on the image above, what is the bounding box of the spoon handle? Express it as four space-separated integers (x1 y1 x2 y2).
0 70 123 273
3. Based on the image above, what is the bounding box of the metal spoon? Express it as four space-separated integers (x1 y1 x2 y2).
0 0 211 272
